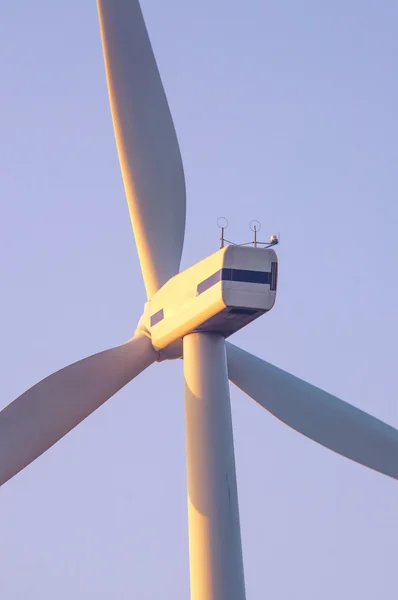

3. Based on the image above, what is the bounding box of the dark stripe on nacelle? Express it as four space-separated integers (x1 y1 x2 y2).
150 308 164 327
197 267 276 296
270 262 278 291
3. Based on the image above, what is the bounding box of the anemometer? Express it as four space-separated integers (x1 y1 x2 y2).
217 217 279 249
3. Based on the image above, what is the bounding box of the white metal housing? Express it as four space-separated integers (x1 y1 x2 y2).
139 245 278 349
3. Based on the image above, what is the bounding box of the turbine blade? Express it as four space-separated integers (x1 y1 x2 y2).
0 333 157 486
226 342 398 480
97 0 186 298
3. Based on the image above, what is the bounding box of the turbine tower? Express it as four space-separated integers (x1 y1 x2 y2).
1 2 398 599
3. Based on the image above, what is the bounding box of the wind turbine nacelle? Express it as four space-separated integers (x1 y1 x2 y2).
141 245 278 350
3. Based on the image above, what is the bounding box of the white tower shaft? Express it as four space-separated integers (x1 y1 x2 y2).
184 333 246 600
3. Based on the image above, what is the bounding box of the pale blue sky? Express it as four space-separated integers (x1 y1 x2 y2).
1 1 398 598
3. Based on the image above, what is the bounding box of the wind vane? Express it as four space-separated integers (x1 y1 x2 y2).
217 217 279 249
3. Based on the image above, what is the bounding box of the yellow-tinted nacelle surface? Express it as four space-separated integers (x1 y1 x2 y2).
140 245 278 350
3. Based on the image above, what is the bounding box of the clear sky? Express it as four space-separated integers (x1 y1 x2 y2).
1 1 398 598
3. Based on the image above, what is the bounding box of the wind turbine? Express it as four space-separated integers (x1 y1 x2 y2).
1 1 398 599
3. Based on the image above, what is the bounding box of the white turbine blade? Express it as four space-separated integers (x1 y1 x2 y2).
226 342 398 480
0 333 157 486
97 0 186 298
